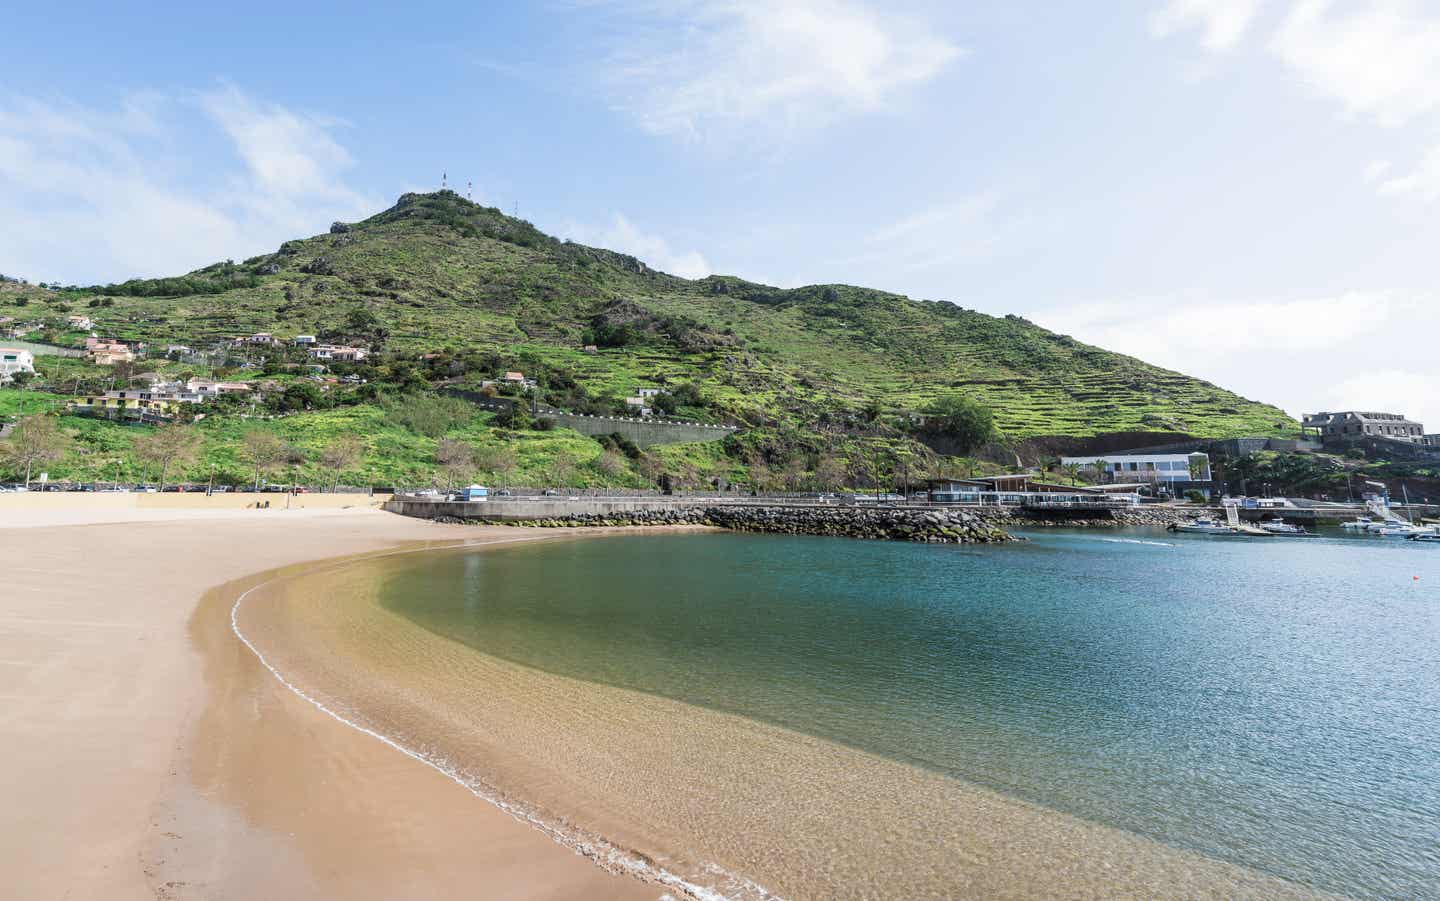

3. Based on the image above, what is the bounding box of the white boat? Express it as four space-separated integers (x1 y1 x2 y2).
1379 523 1427 539
1408 532 1440 543
1341 517 1375 531
1169 517 1247 535
1259 519 1311 536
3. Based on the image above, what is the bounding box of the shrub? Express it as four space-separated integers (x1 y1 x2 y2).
378 393 475 437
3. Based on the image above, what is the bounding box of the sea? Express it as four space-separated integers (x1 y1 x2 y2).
238 527 1440 899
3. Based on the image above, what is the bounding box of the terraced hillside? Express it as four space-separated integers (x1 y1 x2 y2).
2 191 1293 440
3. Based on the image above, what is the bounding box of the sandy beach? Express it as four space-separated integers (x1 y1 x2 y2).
2 498 1326 899
0 500 659 900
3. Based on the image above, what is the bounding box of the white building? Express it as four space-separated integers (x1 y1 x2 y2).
1061 452 1212 487
0 347 36 382
308 344 369 362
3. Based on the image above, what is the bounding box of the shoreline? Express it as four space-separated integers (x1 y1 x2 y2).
231 529 1322 899
221 529 733 900
2 505 1322 899
0 507 665 900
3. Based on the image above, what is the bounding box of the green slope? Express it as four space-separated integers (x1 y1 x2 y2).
2 191 1293 440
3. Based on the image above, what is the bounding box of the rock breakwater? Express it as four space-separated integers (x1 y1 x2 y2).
478 504 1014 544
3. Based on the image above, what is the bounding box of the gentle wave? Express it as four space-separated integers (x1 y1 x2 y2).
1098 537 1177 547
228 548 781 901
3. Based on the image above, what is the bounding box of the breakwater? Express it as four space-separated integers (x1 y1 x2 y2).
396 500 1013 543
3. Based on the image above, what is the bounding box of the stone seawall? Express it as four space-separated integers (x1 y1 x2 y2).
996 506 1199 529
393 498 1202 542
467 504 1013 544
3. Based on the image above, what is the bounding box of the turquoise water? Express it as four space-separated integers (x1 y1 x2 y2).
380 529 1440 898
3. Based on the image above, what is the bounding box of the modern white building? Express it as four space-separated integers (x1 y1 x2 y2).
1061 452 1212 486
0 347 36 382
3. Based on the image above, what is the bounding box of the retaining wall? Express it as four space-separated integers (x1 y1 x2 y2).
542 413 737 448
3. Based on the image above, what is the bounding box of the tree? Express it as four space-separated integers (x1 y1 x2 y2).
1 415 70 487
548 451 578 487
1092 458 1110 485
320 435 364 491
594 449 628 479
891 451 917 498
9 370 34 389
133 423 202 490
435 438 475 488
814 453 846 491
241 430 286 491
474 444 518 488
920 395 995 455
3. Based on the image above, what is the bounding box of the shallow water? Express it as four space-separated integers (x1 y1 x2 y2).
370 528 1440 899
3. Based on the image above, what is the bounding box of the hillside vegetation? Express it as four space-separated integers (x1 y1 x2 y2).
2 192 1296 491
5 191 1292 440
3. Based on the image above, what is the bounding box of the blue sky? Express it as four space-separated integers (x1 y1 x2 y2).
4 1 1440 426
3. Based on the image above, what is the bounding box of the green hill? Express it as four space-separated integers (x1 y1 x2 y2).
6 190 1291 440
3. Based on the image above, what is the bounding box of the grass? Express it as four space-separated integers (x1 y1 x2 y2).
2 191 1295 441
1 191 1301 489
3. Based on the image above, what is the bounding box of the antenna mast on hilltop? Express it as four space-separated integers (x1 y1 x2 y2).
467 180 473 201
442 171 448 191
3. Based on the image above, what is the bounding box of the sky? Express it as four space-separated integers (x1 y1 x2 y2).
3 1 1439 428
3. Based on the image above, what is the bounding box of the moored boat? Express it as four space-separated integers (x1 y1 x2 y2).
1259 518 1312 536
1169 517 1234 534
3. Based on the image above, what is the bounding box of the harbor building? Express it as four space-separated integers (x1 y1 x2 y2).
1060 452 1213 495
1303 411 1425 444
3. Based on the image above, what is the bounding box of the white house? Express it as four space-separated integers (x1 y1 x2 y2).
308 344 368 362
1061 452 1212 488
293 334 317 346
0 347 36 382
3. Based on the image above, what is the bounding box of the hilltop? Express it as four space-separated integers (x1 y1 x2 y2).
7 191 1292 441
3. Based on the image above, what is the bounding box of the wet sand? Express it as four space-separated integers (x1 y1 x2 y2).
0 506 660 900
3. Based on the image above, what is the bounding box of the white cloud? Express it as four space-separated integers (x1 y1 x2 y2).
1327 369 1438 426
1269 0 1440 127
597 0 963 141
561 213 712 279
1362 159 1392 183
0 89 379 284
1151 0 1264 51
834 194 1005 276
1033 292 1440 428
1376 142 1440 200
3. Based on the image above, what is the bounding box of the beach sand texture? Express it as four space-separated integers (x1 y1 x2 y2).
1 503 1321 899
0 506 656 900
